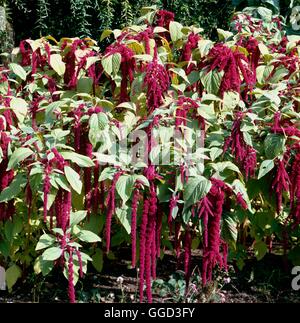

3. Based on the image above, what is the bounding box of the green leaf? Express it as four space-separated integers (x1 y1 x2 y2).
198 39 213 58
169 21 183 42
100 29 113 42
254 240 268 261
169 68 190 84
34 256 54 276
99 167 116 181
77 77 93 94
200 69 223 95
92 248 103 272
9 63 27 81
6 264 22 290
264 133 285 159
42 247 62 261
222 213 238 249
64 166 82 194
211 161 241 174
54 174 70 191
223 91 239 110
116 175 134 204
183 176 212 209
77 230 101 243
115 206 131 234
0 173 27 202
232 179 252 212
209 147 223 161
50 54 66 76
101 53 121 77
70 211 87 227
10 97 28 123
60 151 94 167
36 234 56 251
258 159 274 180
7 147 33 170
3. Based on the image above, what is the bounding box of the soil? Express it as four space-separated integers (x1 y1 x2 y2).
0 247 299 303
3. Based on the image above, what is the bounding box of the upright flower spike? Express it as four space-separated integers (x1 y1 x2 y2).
143 51 170 113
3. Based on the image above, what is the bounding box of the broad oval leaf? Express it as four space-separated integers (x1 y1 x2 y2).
183 176 212 209
42 247 62 261
50 54 66 76
77 230 101 243
258 159 274 180
64 166 83 194
60 151 94 167
7 147 33 170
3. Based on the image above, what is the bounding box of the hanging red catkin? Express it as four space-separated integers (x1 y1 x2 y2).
62 39 86 89
223 112 256 179
25 181 32 220
132 27 154 55
156 208 163 257
105 171 123 253
144 183 157 303
43 160 52 223
236 192 248 210
272 155 290 214
201 179 229 286
92 161 101 214
139 199 150 303
0 118 15 221
290 153 300 228
184 228 192 293
51 148 71 231
83 141 93 217
155 10 175 29
182 33 201 76
75 249 83 279
131 184 140 268
151 216 157 281
207 43 252 97
143 50 170 113
104 43 136 103
198 196 214 247
67 247 76 303
174 222 181 260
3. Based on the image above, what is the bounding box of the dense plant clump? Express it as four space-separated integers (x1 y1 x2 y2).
0 6 300 303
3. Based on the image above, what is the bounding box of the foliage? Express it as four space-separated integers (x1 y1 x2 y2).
0 6 300 303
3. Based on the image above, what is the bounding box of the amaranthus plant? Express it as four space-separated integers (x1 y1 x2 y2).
0 6 300 303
